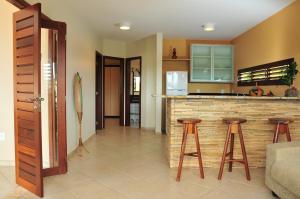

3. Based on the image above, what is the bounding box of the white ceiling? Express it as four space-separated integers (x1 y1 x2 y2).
64 0 294 42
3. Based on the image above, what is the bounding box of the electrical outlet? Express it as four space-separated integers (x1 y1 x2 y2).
0 132 5 141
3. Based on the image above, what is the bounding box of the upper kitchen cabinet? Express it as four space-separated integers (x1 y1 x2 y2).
190 44 233 82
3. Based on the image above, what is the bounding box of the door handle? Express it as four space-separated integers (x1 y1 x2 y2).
28 97 45 102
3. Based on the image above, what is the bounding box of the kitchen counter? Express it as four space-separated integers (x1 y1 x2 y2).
161 95 300 100
166 96 300 168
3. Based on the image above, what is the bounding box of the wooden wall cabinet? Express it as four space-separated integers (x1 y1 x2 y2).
190 44 233 83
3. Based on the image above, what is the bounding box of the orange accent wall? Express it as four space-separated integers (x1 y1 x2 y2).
163 39 233 94
232 1 300 96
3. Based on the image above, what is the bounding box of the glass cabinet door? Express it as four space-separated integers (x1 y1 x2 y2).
191 45 212 81
213 46 233 81
190 44 233 82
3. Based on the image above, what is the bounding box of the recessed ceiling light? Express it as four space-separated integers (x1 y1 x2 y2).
120 23 130 31
202 23 215 32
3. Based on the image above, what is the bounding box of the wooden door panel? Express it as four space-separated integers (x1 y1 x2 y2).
18 135 35 149
110 67 120 116
16 84 34 93
19 119 34 129
13 3 43 197
16 27 34 39
16 66 34 75
19 153 35 166
16 18 34 30
16 75 34 84
17 110 34 121
16 56 34 65
19 161 36 175
16 101 34 111
104 67 111 116
19 128 35 140
16 36 34 48
16 93 34 102
16 46 34 57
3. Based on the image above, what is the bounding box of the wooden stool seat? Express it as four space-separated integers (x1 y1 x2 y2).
176 118 204 182
223 118 247 124
269 118 294 124
178 118 201 124
218 118 250 181
269 118 293 143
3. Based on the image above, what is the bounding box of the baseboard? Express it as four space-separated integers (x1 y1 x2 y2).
141 127 155 132
67 132 96 158
0 132 97 167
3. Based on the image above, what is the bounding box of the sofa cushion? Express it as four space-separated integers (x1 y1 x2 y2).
271 160 300 197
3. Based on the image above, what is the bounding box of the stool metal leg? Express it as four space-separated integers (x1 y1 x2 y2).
228 133 235 172
286 124 292 142
273 123 280 143
194 125 204 179
238 124 251 181
176 124 188 182
218 124 231 180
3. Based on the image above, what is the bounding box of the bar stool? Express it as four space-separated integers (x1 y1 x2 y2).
176 118 204 182
218 118 251 181
269 118 293 143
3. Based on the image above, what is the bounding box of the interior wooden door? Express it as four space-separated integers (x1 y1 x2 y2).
104 67 121 116
104 67 111 116
110 67 120 116
13 3 43 197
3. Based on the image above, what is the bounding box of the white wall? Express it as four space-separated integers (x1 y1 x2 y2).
102 39 127 58
0 1 18 166
0 0 102 166
127 34 163 132
0 0 163 166
26 0 102 154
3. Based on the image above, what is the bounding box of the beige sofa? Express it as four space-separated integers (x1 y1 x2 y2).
265 141 300 199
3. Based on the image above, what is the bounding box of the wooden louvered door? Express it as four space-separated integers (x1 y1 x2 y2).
13 4 43 197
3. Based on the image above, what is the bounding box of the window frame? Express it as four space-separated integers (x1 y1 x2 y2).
237 58 294 86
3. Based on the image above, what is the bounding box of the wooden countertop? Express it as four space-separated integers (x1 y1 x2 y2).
154 95 300 100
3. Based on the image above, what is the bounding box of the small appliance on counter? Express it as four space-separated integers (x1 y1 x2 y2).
166 71 188 96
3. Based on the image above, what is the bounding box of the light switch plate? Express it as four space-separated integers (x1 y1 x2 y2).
0 132 5 141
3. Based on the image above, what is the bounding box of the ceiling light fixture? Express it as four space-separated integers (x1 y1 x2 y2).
120 23 131 31
202 23 215 32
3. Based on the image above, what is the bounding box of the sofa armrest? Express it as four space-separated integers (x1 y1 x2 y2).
266 142 300 182
267 142 300 162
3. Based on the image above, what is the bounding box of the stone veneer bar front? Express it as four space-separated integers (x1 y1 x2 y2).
165 95 300 168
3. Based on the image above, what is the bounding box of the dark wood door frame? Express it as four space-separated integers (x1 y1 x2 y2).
103 56 125 126
95 51 104 129
41 19 67 177
7 0 51 20
125 57 142 128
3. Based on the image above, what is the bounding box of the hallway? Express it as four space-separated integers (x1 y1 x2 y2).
1 125 273 199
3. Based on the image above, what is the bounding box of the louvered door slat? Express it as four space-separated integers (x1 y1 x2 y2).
13 3 43 197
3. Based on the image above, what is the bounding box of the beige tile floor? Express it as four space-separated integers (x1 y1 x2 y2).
0 120 275 199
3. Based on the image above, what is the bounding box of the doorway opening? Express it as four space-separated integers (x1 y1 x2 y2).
125 57 142 128
103 56 124 127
